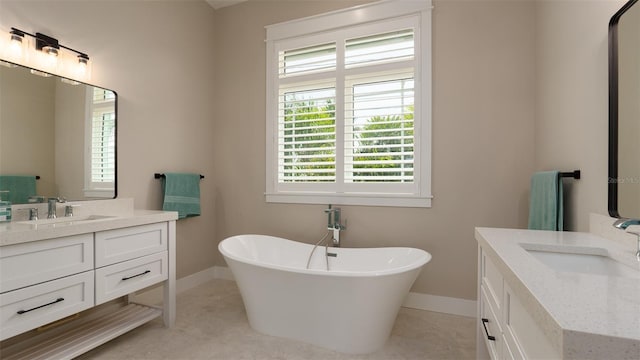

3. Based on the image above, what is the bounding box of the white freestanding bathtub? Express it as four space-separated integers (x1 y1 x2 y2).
218 234 431 354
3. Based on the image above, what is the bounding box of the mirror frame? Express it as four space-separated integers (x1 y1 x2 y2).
608 0 638 218
0 59 118 203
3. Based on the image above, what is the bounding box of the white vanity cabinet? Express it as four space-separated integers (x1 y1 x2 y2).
0 213 176 360
0 234 95 340
476 227 640 360
477 245 559 360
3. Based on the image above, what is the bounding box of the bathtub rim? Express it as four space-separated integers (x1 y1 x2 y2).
218 234 432 278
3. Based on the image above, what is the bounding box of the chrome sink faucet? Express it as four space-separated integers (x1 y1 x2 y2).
47 197 66 219
324 205 346 247
613 218 640 261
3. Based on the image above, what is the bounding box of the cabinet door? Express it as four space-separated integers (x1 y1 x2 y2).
0 271 94 340
95 223 167 267
0 234 94 293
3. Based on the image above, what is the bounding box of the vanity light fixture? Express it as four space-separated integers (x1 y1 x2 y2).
5 27 91 81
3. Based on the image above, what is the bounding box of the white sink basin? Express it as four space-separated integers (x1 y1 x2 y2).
18 215 116 226
523 245 640 279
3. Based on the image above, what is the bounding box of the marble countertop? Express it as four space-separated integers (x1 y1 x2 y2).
475 227 640 358
0 209 178 246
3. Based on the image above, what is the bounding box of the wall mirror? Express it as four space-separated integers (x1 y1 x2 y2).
0 60 116 204
608 0 640 219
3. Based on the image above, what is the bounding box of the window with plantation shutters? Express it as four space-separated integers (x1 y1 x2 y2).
266 0 432 207
84 87 115 197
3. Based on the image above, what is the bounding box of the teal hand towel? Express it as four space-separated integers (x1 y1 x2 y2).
528 171 563 231
0 175 37 204
162 173 201 219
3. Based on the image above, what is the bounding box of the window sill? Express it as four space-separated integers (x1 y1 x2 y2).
265 192 432 208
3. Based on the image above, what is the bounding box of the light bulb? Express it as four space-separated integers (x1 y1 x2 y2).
42 46 58 68
8 32 24 60
77 56 88 76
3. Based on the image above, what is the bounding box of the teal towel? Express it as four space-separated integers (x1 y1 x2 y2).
162 173 201 219
0 175 37 204
528 171 563 231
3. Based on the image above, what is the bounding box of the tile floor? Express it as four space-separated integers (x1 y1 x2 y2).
79 279 476 359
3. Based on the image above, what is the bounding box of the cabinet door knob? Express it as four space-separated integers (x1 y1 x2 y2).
481 318 496 341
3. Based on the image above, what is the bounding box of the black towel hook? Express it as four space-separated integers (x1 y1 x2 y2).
154 173 204 179
559 170 580 179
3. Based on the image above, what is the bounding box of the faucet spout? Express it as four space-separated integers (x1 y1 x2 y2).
613 218 640 261
48 198 57 219
613 218 640 229
47 197 66 219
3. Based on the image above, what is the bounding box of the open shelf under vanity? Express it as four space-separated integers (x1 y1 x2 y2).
0 302 162 360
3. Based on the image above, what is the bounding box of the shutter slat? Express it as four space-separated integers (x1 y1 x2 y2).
280 42 337 77
345 29 414 69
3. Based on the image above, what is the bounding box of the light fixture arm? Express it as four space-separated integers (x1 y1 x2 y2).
10 27 89 61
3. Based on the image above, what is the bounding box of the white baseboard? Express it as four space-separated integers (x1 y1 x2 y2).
132 266 219 305
134 266 476 318
212 265 234 280
402 292 476 317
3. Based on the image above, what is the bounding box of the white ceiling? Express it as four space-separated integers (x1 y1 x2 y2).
205 0 247 10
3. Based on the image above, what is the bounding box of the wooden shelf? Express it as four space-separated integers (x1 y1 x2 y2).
1 303 161 360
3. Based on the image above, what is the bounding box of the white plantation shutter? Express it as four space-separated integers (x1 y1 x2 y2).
279 85 336 182
266 1 432 207
91 110 115 183
345 29 414 69
345 74 414 183
85 87 115 196
280 43 336 77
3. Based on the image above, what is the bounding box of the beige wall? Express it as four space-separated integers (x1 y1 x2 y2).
534 0 626 232
0 1 219 279
212 0 536 300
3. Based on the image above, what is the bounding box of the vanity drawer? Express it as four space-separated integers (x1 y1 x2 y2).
0 271 94 341
95 223 167 267
502 282 558 360
95 251 168 305
0 234 94 293
480 286 503 360
481 248 503 318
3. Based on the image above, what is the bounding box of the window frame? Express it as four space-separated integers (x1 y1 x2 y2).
265 0 432 208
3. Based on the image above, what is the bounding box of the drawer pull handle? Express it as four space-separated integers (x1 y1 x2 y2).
481 318 496 341
17 297 64 315
122 270 151 281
